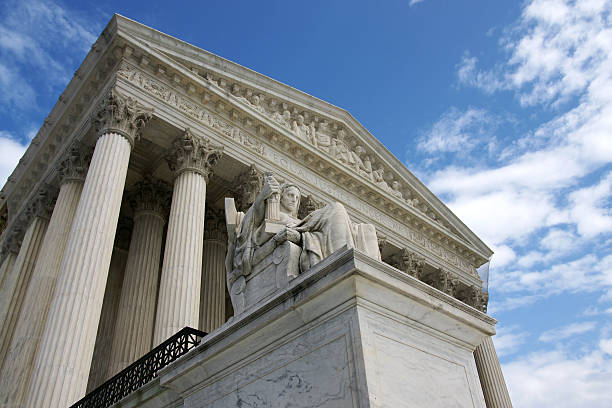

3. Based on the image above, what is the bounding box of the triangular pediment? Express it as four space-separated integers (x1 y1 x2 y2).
111 15 492 265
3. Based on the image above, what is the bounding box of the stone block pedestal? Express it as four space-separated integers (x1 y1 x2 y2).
117 248 496 408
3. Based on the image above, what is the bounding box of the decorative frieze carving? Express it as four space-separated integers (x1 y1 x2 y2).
165 129 224 181
57 142 92 184
92 88 153 147
233 165 264 212
128 178 171 218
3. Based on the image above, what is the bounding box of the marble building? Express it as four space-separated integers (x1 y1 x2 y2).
0 14 512 408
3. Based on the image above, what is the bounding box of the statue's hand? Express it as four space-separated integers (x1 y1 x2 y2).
273 227 301 245
257 176 281 202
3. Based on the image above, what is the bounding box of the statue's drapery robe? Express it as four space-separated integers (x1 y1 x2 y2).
231 202 380 279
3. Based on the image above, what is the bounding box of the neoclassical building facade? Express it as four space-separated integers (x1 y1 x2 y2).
0 15 512 408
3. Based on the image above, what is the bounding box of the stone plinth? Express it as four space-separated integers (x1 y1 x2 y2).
117 248 496 408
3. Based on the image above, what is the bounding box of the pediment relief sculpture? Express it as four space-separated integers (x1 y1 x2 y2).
224 172 381 314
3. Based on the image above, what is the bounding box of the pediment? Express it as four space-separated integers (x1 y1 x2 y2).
111 15 492 266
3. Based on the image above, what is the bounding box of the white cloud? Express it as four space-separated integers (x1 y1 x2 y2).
540 228 576 253
539 321 597 342
0 0 101 111
408 0 425 6
568 171 612 238
0 61 36 109
493 325 529 357
417 107 500 157
487 252 612 312
456 54 506 94
503 345 612 408
0 132 27 187
491 244 516 268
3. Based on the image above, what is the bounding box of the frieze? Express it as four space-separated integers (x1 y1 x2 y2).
116 62 478 278
117 64 264 156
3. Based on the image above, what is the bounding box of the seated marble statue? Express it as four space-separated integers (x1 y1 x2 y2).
225 173 380 314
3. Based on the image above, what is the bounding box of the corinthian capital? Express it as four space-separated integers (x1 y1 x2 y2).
24 186 57 222
92 89 153 148
57 141 92 184
128 177 171 219
165 129 224 181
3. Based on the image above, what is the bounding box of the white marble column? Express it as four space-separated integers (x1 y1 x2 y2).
0 235 20 294
25 90 152 408
200 209 227 333
86 218 131 392
109 179 170 375
154 129 222 345
0 143 89 407
474 336 513 408
0 189 54 368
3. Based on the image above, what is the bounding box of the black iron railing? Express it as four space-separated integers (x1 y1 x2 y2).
71 327 206 408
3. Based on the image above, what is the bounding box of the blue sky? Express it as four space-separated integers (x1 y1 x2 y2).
1 1 611 406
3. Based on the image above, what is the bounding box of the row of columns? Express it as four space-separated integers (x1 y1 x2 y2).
0 89 225 408
0 87 510 408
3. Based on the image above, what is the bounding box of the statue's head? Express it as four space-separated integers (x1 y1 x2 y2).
279 183 301 218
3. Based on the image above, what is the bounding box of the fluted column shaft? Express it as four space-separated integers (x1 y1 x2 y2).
25 133 132 408
154 129 222 345
200 239 227 332
0 215 49 366
474 336 513 408
0 252 17 296
24 89 151 408
110 208 166 375
154 171 206 344
0 178 84 407
200 211 227 333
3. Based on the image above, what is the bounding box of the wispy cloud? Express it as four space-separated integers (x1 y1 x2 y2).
503 343 612 408
417 107 500 157
418 1 612 304
0 131 27 187
493 325 529 357
0 0 102 114
539 321 597 342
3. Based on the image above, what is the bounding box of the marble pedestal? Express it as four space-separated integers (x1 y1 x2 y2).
115 248 496 408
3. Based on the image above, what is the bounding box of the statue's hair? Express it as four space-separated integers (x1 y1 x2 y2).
279 182 301 218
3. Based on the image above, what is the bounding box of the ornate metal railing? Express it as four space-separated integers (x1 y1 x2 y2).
71 327 206 408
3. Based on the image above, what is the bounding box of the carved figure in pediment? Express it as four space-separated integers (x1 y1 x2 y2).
251 95 267 114
224 173 381 314
314 129 331 152
350 146 373 180
273 110 292 128
362 155 373 180
372 164 389 190
390 180 403 199
291 115 316 145
332 130 351 164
